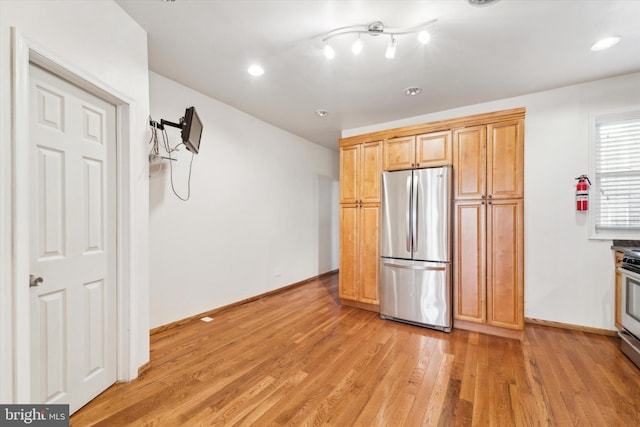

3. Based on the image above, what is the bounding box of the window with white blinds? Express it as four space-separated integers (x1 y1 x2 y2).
594 111 640 233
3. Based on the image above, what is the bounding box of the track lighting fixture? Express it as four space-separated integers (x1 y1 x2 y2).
320 19 436 60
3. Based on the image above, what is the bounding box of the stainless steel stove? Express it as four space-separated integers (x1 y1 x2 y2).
622 249 640 274
619 249 640 369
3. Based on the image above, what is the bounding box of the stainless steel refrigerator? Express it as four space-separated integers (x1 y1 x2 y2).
380 166 452 332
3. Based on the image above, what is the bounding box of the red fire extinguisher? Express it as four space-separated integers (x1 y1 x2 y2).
575 175 591 211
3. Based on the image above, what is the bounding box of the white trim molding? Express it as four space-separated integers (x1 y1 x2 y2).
5 28 138 403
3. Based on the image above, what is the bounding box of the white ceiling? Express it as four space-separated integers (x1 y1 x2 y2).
116 0 640 149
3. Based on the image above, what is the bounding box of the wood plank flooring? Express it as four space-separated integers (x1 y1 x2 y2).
71 273 640 426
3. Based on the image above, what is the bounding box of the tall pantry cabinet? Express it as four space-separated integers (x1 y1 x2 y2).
453 119 524 334
338 108 525 338
339 141 382 310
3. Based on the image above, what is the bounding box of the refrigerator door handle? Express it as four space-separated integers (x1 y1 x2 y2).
406 175 412 252
383 262 446 271
412 174 419 253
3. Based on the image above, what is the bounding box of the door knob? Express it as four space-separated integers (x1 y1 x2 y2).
30 274 44 287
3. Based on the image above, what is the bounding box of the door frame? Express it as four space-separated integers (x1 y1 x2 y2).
9 28 137 402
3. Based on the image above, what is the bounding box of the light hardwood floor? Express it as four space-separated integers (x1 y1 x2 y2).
71 273 640 426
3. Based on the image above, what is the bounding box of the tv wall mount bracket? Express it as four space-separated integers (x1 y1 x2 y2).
149 117 184 131
149 117 184 161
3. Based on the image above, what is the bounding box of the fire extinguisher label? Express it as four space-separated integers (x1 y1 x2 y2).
576 194 588 211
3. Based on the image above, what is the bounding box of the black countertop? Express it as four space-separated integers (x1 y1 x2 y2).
612 240 640 252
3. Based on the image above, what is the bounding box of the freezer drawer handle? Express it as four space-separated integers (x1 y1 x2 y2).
383 262 446 271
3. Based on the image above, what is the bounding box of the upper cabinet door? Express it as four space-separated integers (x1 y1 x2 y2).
453 126 487 200
416 130 452 168
487 120 524 199
383 136 415 171
360 141 382 204
340 145 359 204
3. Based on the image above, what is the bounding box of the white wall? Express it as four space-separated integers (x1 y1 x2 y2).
344 72 640 331
0 0 150 401
148 72 339 329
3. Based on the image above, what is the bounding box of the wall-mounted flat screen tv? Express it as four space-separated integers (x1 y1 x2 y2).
181 106 203 154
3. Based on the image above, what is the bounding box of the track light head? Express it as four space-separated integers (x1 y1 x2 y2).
323 43 335 59
385 36 397 59
352 36 364 55
418 30 431 44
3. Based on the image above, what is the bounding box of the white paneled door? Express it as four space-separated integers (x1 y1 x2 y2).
29 64 117 414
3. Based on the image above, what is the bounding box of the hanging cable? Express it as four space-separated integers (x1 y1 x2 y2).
162 127 193 201
148 117 195 201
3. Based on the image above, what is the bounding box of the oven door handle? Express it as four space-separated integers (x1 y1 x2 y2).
619 266 640 280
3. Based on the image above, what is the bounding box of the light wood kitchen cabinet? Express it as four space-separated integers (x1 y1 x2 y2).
615 251 624 330
453 120 523 200
339 140 382 309
340 145 359 204
383 136 415 171
339 108 526 322
454 201 486 322
417 131 452 168
486 199 524 329
339 205 358 300
383 131 452 171
339 204 380 306
453 118 524 336
452 126 486 199
340 141 381 204
454 199 524 330
488 121 524 199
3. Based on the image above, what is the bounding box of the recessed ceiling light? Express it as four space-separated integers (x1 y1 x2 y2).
315 109 329 117
247 64 264 76
404 87 422 96
591 36 622 51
